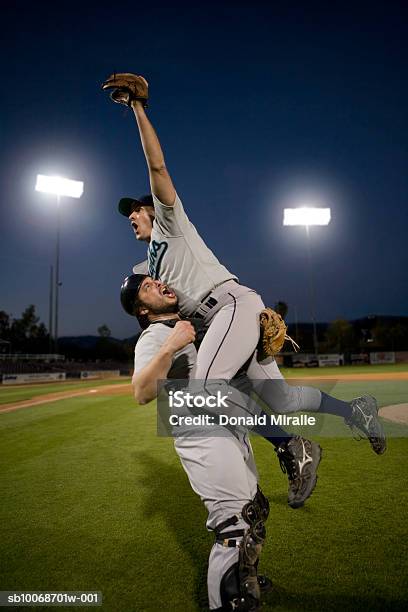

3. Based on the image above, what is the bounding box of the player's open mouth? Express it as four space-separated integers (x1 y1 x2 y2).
131 221 138 233
161 286 175 298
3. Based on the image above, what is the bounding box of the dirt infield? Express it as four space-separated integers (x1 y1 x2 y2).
379 403 408 425
0 383 132 414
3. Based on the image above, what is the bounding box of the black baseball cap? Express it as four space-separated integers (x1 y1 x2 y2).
118 194 154 217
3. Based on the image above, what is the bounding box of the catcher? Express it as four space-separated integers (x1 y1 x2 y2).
121 272 386 612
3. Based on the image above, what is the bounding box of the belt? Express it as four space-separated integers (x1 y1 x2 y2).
199 278 239 306
194 279 238 319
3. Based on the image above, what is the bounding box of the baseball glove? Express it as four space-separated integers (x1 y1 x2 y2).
101 73 148 108
258 308 300 360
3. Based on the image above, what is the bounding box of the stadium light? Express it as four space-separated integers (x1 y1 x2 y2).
283 206 331 358
35 174 84 198
283 207 331 226
35 173 84 352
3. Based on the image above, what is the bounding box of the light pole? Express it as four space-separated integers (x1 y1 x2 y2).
35 175 84 352
48 264 53 354
283 207 331 357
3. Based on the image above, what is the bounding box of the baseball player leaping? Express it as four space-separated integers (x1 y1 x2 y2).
102 73 387 612
101 72 386 455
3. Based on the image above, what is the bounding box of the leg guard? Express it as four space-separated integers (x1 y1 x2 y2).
212 487 269 611
213 562 258 611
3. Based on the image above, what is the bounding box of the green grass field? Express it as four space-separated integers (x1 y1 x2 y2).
1 370 408 611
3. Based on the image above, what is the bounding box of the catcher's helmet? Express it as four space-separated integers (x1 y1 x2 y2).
120 274 150 329
118 194 154 217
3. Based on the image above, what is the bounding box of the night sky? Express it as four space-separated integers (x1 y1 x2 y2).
1 1 407 339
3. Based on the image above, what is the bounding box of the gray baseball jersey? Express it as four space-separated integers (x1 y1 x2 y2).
132 193 236 316
134 321 197 378
132 196 321 423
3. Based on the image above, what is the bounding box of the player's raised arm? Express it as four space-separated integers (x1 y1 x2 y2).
102 72 176 206
132 343 174 405
132 100 176 206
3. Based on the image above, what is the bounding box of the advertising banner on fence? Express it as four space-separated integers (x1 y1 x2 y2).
369 352 395 365
292 354 319 368
318 354 344 367
2 372 66 385
80 370 120 380
351 353 369 364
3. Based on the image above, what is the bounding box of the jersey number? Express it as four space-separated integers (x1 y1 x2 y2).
148 240 168 279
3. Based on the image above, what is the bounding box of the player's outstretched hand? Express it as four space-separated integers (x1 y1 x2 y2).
165 321 196 353
101 73 148 108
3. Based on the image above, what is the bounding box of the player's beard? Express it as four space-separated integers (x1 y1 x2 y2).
147 298 179 316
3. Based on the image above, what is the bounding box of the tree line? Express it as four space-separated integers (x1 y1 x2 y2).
1 303 407 358
0 305 49 353
0 305 133 360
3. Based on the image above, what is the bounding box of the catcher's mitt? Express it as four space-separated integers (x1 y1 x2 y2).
258 308 300 360
101 73 148 108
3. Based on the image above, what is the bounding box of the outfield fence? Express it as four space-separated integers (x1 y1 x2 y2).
2 372 67 385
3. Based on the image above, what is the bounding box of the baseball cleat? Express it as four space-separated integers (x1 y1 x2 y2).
345 395 387 455
275 436 322 509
